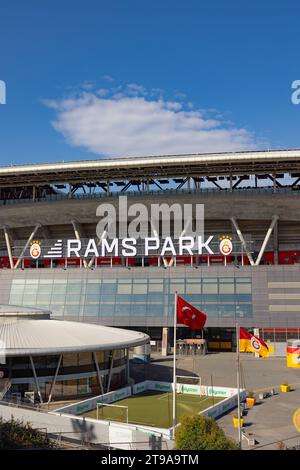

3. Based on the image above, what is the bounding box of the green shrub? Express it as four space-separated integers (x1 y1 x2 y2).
0 417 56 449
174 414 238 450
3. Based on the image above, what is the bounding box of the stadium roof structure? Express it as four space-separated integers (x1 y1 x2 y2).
0 305 149 356
1 149 300 187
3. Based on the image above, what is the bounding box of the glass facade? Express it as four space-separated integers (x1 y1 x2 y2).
5 350 127 400
9 276 252 320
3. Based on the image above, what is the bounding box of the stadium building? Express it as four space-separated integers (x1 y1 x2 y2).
0 304 149 402
1 149 300 352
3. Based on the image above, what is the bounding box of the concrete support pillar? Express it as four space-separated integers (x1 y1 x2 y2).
3 226 14 269
162 327 170 357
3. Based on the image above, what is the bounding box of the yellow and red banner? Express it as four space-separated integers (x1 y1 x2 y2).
239 327 269 358
287 341 300 368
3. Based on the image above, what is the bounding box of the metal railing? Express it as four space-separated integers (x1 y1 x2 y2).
1 185 300 206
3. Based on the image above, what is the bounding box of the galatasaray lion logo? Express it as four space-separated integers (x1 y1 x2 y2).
219 236 233 256
30 240 41 259
250 336 261 353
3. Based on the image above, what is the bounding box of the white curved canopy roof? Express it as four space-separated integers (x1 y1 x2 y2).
0 305 149 356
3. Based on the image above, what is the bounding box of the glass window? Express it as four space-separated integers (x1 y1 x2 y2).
50 294 66 304
117 282 132 294
95 351 105 364
23 285 38 294
22 295 37 306
219 281 234 294
63 380 77 396
78 377 91 395
133 283 147 294
36 285 53 295
186 283 201 294
9 294 24 304
147 293 164 302
85 294 101 304
235 282 251 294
131 303 147 315
64 305 80 316
115 303 131 315
102 280 117 294
219 304 236 317
25 279 39 284
169 282 185 294
52 285 67 295
86 283 102 295
202 279 218 294
84 305 100 316
236 304 252 317
66 283 82 294
99 304 115 316
147 303 164 316
148 282 164 293
78 352 92 365
50 305 64 316
65 294 81 304
10 283 25 292
63 353 78 367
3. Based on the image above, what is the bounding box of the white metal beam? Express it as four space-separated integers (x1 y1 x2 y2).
93 352 104 395
230 217 255 266
87 221 112 268
71 220 88 268
3 226 14 269
255 215 279 266
47 354 62 404
14 223 41 269
106 351 114 393
29 355 43 404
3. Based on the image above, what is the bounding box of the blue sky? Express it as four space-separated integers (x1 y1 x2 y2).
0 0 300 165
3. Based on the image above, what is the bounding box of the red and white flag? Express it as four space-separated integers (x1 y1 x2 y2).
177 295 207 330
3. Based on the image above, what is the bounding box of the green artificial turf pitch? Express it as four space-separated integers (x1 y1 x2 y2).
81 391 223 428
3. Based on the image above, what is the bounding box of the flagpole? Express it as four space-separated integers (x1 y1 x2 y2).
236 322 242 449
172 291 178 438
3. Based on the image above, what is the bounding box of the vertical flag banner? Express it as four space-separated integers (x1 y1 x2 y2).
239 327 269 357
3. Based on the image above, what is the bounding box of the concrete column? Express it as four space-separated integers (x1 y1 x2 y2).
3 226 14 269
162 328 169 357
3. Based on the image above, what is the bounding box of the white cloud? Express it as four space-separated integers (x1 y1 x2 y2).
46 85 258 157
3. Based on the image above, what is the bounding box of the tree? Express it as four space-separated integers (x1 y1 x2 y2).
174 414 238 450
0 417 56 450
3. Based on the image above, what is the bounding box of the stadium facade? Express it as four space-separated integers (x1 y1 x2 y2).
1 149 300 352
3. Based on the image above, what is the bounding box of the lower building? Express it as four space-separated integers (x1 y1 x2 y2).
0 304 149 402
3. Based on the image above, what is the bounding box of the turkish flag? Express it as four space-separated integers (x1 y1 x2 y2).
177 296 207 329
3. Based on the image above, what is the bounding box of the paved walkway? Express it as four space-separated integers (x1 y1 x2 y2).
134 352 300 449
218 385 300 450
